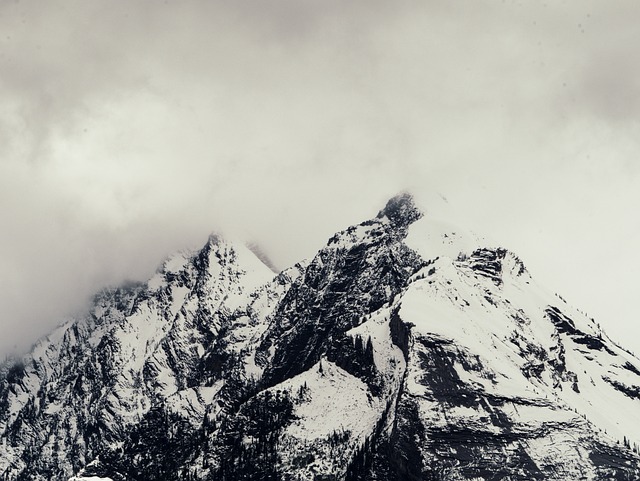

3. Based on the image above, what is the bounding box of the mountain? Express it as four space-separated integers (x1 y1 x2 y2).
1 193 640 481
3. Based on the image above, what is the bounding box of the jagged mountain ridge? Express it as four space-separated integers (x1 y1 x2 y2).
1 193 640 480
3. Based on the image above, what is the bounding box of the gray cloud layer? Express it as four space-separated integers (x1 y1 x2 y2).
1 1 640 355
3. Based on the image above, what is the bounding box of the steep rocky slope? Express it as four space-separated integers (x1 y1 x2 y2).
1 193 639 480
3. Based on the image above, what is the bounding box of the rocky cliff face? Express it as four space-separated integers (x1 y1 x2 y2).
1 193 640 481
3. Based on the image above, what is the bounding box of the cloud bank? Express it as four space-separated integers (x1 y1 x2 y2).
1 0 640 355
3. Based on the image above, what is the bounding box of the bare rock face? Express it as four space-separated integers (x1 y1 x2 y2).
1 193 640 481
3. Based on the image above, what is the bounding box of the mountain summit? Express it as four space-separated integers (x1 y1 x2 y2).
1 194 639 480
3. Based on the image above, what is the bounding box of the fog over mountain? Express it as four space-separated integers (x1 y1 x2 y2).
2 0 640 357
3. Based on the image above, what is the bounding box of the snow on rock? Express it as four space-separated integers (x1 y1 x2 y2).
1 192 639 481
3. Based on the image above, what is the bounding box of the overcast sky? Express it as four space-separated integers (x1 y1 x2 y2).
1 0 640 357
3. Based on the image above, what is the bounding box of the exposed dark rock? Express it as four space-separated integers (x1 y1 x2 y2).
622 361 640 377
261 214 424 387
326 334 379 394
376 192 423 230
590 442 640 480
389 309 411 362
546 306 617 356
468 248 508 285
602 376 640 400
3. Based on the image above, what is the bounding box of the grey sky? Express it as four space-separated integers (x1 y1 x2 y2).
1 1 640 356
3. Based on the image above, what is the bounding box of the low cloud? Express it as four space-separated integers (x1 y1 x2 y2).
2 1 640 355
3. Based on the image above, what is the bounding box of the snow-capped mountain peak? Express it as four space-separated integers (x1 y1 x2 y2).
1 193 639 480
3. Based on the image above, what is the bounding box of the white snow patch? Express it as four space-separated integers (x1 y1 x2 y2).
68 477 114 481
278 361 377 442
